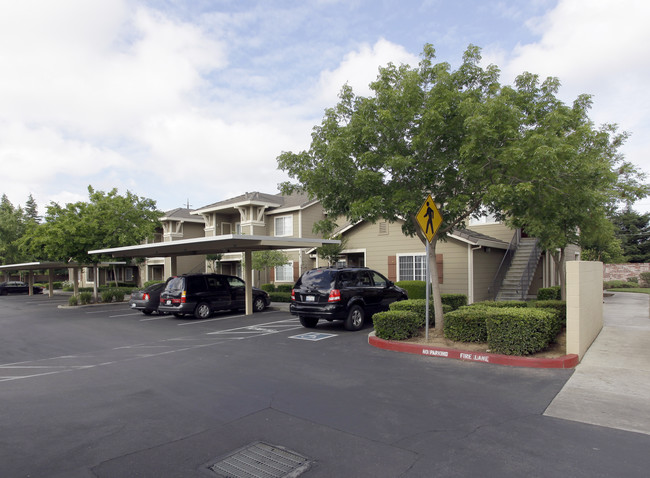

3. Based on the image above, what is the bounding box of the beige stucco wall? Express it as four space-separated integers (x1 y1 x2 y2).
467 223 516 244
566 261 604 359
472 246 506 302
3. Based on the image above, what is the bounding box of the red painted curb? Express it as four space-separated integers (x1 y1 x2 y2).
368 332 579 369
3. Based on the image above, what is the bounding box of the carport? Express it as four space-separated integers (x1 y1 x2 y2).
89 234 339 315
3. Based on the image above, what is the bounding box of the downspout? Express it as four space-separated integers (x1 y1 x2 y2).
467 244 482 304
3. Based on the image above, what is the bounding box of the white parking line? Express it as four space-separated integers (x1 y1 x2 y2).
176 314 246 325
109 312 142 318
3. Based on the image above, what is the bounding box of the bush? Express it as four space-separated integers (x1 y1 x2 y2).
640 272 650 288
261 283 276 293
395 281 427 299
388 299 452 328
62 280 74 292
627 276 639 283
79 292 93 305
276 284 293 293
373 310 422 340
269 291 292 302
101 290 114 303
529 300 566 334
485 308 557 355
441 293 467 310
68 295 78 306
143 280 164 288
113 290 125 302
603 280 637 289
471 300 528 308
444 306 490 342
537 286 561 300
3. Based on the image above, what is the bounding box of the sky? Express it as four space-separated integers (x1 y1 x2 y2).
1 0 649 215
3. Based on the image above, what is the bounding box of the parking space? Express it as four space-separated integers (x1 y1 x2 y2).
2 295 648 478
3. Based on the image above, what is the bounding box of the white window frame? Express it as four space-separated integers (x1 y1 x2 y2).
275 262 294 282
274 215 293 237
397 253 427 281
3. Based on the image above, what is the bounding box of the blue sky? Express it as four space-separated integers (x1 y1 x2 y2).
1 0 649 214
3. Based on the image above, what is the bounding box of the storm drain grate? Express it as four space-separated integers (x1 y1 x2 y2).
207 442 311 478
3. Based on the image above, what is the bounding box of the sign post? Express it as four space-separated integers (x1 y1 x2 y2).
415 194 442 340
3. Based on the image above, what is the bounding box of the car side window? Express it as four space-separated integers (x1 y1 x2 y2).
187 276 208 292
371 272 388 287
227 277 245 288
338 271 356 288
357 271 373 287
206 276 227 291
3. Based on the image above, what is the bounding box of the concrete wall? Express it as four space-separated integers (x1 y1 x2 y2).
566 261 604 359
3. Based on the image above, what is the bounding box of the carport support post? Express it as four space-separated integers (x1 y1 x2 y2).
48 269 54 298
244 250 253 315
170 256 178 277
27 271 33 296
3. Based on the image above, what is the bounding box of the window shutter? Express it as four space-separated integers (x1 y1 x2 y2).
387 255 396 281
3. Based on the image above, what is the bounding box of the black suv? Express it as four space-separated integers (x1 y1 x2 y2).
158 273 270 319
290 267 407 331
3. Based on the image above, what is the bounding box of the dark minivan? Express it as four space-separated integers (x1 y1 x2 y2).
158 273 270 319
290 267 407 331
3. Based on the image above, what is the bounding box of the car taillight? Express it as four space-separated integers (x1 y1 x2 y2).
181 290 187 303
143 293 150 301
328 289 341 302
291 289 295 301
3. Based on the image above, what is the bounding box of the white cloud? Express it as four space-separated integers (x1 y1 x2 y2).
315 38 421 104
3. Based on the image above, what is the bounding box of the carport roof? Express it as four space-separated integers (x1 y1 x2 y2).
88 234 340 258
0 261 126 272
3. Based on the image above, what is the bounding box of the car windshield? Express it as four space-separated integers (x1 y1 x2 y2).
165 277 185 292
298 270 337 290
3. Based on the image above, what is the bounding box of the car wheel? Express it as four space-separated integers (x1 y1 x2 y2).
142 310 153 315
194 302 212 319
344 305 365 331
253 296 266 312
300 316 319 328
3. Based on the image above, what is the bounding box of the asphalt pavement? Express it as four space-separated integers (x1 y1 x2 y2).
545 291 650 435
1 293 649 477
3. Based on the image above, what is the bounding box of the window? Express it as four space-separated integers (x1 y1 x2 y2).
397 254 426 281
274 215 293 237
469 212 499 225
275 262 293 282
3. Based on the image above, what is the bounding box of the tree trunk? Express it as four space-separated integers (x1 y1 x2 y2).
429 238 444 331
550 248 567 300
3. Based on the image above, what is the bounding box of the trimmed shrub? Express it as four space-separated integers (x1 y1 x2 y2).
113 290 125 302
143 280 164 288
79 292 93 305
486 308 557 355
640 272 650 288
627 276 639 283
395 280 426 299
101 290 114 303
530 300 566 335
261 283 276 293
269 291 291 302
441 293 467 310
603 280 636 289
537 286 561 300
444 306 490 342
68 295 78 306
373 310 421 340
389 299 452 328
471 300 528 308
276 284 293 293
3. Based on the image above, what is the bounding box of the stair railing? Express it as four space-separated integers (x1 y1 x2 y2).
488 229 521 300
517 240 541 300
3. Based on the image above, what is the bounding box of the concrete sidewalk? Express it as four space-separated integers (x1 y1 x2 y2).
544 291 650 435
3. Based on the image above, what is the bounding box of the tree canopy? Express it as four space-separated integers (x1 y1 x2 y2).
278 43 648 322
19 186 162 264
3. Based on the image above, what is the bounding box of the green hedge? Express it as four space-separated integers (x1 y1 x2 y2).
79 292 93 305
269 291 292 302
529 300 566 335
472 300 528 308
444 306 490 342
603 280 636 289
261 283 276 293
68 295 78 306
537 286 561 300
388 299 452 328
143 280 164 288
394 281 468 310
486 308 557 355
276 284 293 293
373 310 422 340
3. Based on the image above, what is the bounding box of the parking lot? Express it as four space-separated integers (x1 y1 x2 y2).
1 294 649 477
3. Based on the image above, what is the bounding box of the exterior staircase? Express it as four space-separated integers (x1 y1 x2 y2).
495 238 541 301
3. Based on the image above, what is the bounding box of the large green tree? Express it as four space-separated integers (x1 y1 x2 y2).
610 207 650 262
491 75 648 297
278 45 523 329
0 194 27 267
20 186 162 265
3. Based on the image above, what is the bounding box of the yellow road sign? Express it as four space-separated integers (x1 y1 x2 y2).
416 195 442 242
